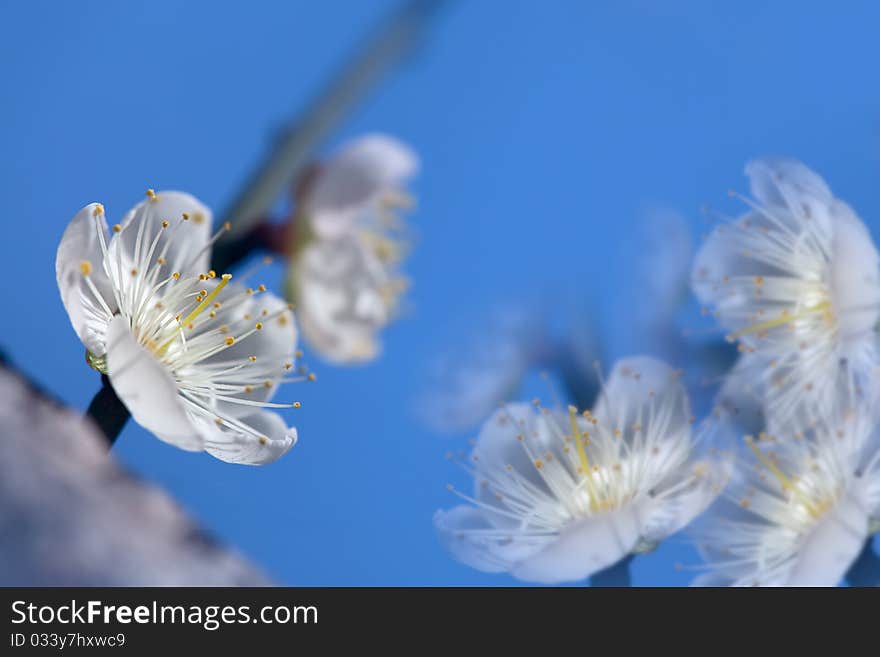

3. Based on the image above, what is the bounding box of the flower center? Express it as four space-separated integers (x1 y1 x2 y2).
154 273 232 357
744 436 835 521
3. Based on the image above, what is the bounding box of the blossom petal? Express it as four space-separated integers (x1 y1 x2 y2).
113 191 214 279
746 157 833 220
639 461 728 545
788 487 868 586
56 203 118 355
829 200 880 344
201 410 296 466
105 315 202 451
306 134 418 239
291 238 388 364
433 506 540 574
511 506 642 584
194 286 297 415
591 356 690 444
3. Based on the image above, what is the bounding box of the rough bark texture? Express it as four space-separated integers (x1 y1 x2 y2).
0 362 272 586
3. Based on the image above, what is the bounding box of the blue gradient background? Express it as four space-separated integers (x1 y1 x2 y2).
2 1 879 585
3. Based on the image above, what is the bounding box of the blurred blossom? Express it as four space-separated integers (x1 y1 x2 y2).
56 191 299 464
692 400 880 586
418 305 549 433
692 157 880 426
629 208 693 357
286 134 419 364
434 357 726 584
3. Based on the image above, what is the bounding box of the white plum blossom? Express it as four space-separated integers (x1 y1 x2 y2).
434 356 726 584
287 134 419 364
692 157 880 425
56 190 299 465
692 402 880 586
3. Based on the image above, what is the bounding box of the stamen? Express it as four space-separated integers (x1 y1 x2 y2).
727 301 832 342
745 436 820 517
569 405 599 512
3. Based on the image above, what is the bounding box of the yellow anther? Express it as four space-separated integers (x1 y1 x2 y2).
79 260 93 276
193 212 205 224
225 337 235 346
223 221 231 231
293 401 302 408
264 380 273 389
209 311 216 318
213 302 221 309
259 437 268 445
130 268 138 276
246 288 254 295
161 220 169 228
208 270 216 278
157 257 166 265
308 373 316 382
249 355 257 362
295 350 303 358
244 385 253 393
172 272 180 280
255 322 263 330
534 459 544 470
92 204 104 217
182 212 190 220
146 188 157 200
284 363 292 370
112 224 122 233
258 284 266 292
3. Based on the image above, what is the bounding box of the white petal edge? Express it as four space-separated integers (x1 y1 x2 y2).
201 410 297 466
56 203 117 356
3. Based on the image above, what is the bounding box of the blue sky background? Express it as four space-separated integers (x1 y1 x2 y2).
2 0 879 585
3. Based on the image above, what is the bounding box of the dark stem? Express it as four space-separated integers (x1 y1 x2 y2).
86 375 130 449
210 220 278 273
590 554 634 587
845 538 880 587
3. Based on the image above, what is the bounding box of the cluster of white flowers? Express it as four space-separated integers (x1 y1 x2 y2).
435 157 880 585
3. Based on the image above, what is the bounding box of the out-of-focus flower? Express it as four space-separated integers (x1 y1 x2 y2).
692 402 880 586
692 157 880 424
434 356 726 584
56 190 299 464
629 208 693 356
286 134 419 364
418 305 550 433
